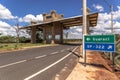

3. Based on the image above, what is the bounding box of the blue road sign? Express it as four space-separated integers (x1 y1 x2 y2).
85 43 115 52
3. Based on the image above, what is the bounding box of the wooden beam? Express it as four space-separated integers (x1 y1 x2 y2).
64 23 82 27
89 16 98 20
89 14 98 18
60 18 82 23
90 21 97 23
63 21 82 25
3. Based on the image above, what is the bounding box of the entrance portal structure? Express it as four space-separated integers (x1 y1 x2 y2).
21 10 98 44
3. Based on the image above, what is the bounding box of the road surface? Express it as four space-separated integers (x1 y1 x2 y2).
0 44 79 80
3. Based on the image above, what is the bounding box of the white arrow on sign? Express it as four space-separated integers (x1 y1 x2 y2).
86 38 90 41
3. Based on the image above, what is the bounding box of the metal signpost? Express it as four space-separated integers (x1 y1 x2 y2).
82 0 87 66
84 34 116 70
84 35 115 52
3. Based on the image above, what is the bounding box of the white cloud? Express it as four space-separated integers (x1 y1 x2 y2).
0 4 17 19
113 6 120 20
0 21 11 28
117 6 120 10
93 4 104 12
63 26 82 39
19 14 43 23
98 13 111 21
67 6 120 36
0 21 29 36
114 22 120 28
0 21 13 36
93 6 120 34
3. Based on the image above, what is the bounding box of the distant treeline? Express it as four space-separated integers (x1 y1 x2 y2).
0 36 30 43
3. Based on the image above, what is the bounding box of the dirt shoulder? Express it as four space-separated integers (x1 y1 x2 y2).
66 46 119 80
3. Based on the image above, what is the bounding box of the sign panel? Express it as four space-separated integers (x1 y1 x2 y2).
85 35 115 43
84 35 115 52
85 43 115 52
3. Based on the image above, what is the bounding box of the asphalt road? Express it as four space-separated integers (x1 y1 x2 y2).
0 44 79 80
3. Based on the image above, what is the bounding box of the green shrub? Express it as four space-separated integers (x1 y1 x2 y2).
14 44 18 49
19 37 31 43
0 36 15 43
42 40 46 44
0 45 3 48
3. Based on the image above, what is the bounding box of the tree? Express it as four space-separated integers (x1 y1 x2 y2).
0 33 2 35
13 23 20 43
66 32 69 39
19 36 31 43
89 29 94 34
36 31 43 43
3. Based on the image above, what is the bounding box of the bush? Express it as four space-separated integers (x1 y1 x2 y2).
42 40 46 44
0 36 31 43
0 45 3 48
0 36 15 43
14 44 18 49
19 37 31 43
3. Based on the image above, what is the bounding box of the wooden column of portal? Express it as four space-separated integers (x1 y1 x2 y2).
31 26 36 43
43 27 46 40
51 23 55 44
60 24 63 44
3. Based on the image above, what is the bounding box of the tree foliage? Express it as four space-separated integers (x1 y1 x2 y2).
0 36 15 43
19 36 31 43
0 35 30 43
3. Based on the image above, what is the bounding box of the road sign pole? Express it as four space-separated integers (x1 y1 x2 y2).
83 0 87 66
84 34 116 70
112 35 115 72
110 5 114 63
82 34 86 66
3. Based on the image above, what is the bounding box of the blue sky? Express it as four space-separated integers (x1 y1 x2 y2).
0 0 118 17
0 0 120 38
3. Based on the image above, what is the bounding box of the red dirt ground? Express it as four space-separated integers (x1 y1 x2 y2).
66 46 120 80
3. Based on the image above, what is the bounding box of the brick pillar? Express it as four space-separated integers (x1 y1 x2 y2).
31 26 36 43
